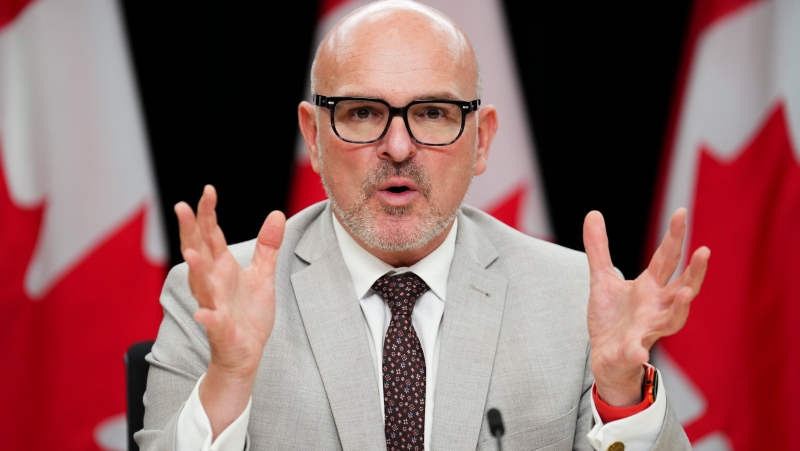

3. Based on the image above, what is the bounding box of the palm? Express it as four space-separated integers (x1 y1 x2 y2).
200 251 274 371
588 263 672 369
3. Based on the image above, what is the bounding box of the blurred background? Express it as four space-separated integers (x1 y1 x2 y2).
1 0 797 449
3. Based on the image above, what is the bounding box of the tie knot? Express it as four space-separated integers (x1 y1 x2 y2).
371 272 429 316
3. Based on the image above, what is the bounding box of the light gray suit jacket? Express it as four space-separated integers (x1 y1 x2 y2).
135 201 690 450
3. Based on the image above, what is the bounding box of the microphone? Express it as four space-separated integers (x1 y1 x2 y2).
487 408 505 451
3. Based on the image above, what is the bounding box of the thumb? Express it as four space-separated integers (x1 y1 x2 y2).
251 210 286 271
583 210 614 275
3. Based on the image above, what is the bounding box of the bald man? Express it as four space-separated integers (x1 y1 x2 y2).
135 1 709 450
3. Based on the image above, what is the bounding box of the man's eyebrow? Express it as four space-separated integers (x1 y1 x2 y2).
416 92 460 101
334 92 465 101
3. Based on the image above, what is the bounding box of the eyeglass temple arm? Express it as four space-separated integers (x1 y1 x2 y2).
313 95 331 107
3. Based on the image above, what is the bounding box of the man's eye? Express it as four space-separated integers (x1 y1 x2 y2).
425 109 442 119
418 107 447 120
346 107 380 121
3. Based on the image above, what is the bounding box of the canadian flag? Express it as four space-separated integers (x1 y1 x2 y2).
649 0 799 449
0 0 166 449
288 0 552 240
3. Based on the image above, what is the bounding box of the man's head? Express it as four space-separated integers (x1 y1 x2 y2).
298 0 498 266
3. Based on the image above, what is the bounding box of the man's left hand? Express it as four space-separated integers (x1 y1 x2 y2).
583 208 710 407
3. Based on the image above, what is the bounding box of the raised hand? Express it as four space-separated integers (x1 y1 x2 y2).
174 185 286 436
583 208 710 406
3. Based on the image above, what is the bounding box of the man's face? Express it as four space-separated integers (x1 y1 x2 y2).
301 10 496 264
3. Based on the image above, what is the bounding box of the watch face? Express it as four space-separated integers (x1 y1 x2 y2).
652 369 659 401
645 366 658 404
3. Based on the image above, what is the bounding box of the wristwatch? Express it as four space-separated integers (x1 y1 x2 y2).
643 363 658 405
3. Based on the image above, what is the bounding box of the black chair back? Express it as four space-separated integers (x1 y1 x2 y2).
125 340 154 451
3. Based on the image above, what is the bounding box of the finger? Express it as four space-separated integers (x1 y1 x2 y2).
175 201 199 254
195 303 236 346
195 185 229 257
251 210 287 272
657 285 694 340
647 208 687 286
194 306 225 337
641 282 697 349
582 211 614 275
672 245 711 295
183 247 216 308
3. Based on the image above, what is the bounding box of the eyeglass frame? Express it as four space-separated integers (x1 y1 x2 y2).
313 94 481 146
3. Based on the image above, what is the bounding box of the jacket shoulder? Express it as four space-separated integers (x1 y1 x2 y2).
459 204 589 275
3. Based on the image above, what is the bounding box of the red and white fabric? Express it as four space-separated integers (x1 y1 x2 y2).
288 0 552 240
0 0 166 449
649 0 799 449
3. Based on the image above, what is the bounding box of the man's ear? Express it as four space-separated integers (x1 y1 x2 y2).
473 104 498 176
298 101 321 174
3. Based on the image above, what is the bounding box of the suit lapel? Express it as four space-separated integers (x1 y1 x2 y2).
291 207 386 450
431 212 507 450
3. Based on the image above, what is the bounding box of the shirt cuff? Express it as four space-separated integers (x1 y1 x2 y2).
586 369 666 451
176 373 252 451
592 383 650 423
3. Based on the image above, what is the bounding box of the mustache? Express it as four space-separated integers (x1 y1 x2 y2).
361 159 431 198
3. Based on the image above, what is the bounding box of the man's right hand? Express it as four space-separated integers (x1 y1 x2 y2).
175 184 286 439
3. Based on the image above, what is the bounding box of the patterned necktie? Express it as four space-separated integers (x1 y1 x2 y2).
372 272 429 451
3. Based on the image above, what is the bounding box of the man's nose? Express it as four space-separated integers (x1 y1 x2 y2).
378 116 417 162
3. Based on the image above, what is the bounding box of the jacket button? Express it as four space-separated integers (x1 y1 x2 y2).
607 442 625 451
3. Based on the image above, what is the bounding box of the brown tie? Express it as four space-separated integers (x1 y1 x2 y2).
372 273 429 451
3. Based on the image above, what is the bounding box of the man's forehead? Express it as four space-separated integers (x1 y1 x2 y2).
326 91 469 109
320 69 473 103
333 90 462 100
320 26 474 92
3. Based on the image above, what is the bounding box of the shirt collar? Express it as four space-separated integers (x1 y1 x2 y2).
332 213 457 301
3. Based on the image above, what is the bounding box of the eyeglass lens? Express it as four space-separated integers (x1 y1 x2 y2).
332 100 463 144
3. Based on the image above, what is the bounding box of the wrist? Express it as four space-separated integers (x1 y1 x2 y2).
200 365 257 439
593 363 657 423
206 359 260 388
593 364 645 407
207 341 266 379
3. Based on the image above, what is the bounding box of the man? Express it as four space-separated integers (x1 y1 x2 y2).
135 1 710 450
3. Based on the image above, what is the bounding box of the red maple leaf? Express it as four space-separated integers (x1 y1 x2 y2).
0 146 166 449
660 103 800 448
484 182 527 232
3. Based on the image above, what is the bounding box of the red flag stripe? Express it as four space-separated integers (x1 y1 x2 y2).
0 0 33 30
288 159 326 216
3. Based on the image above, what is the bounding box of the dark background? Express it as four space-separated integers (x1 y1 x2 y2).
120 0 692 280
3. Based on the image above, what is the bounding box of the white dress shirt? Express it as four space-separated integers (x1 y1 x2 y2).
174 213 666 450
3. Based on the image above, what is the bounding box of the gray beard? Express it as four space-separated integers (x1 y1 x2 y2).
320 157 464 252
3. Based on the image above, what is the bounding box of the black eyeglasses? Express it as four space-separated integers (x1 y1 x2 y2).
313 95 480 146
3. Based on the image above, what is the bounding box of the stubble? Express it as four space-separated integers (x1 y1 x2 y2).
320 156 464 252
